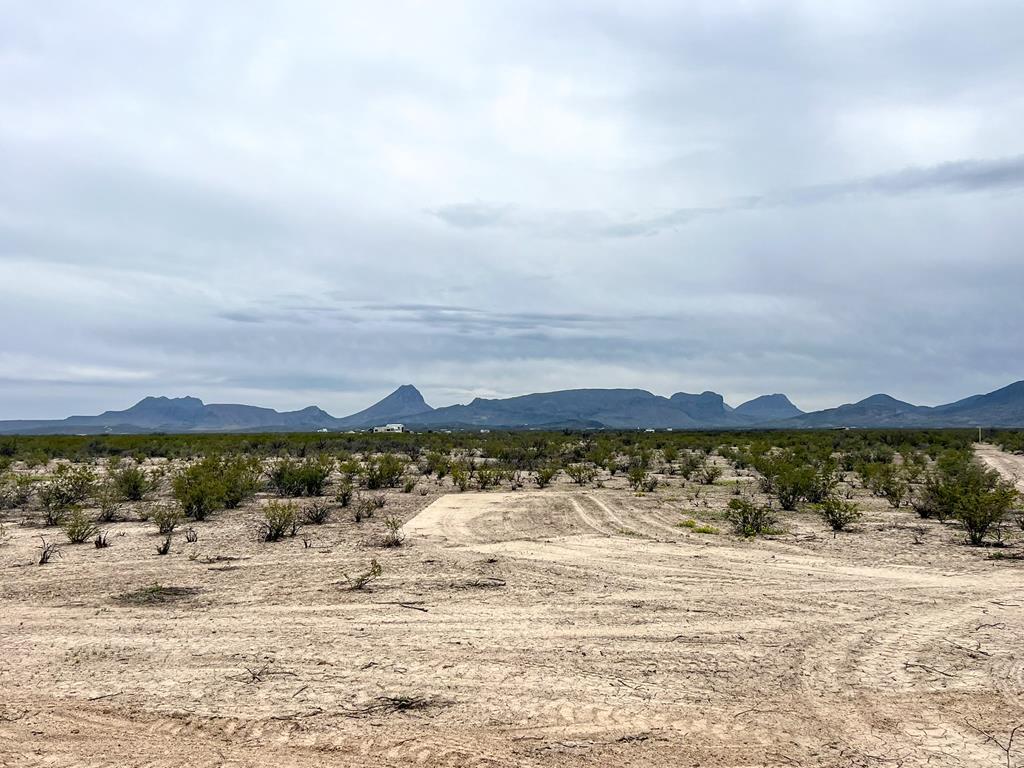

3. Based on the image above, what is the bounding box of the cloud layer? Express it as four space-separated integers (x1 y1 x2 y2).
1 1 1023 417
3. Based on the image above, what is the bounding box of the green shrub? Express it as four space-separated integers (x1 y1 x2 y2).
627 465 651 491
338 458 363 483
260 500 299 541
172 459 226 520
451 461 472 491
111 465 153 501
726 498 779 537
475 464 504 489
152 504 182 535
424 451 450 479
268 457 332 497
861 462 909 508
381 516 405 547
62 508 99 544
805 462 839 503
0 474 33 510
949 466 1017 545
774 465 816 510
39 464 96 525
336 481 354 507
912 457 1017 544
534 465 558 488
564 463 597 486
365 454 406 490
697 463 723 485
817 496 861 532
678 453 703 481
220 456 261 508
94 480 123 522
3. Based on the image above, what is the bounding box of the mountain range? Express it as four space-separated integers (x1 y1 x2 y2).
1 380 1023 434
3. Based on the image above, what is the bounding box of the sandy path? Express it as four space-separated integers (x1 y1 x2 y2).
976 442 1024 492
2 481 1023 767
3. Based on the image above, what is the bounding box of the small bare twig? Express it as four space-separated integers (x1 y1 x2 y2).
87 691 123 702
944 639 991 658
904 662 957 678
964 720 1022 768
975 622 1007 632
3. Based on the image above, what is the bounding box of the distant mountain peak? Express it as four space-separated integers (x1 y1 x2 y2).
134 395 204 407
734 393 803 420
333 385 434 428
856 393 916 409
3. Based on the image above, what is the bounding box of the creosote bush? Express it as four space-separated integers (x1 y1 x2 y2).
912 453 1018 544
475 464 504 490
726 497 779 537
697 463 723 485
94 480 123 523
40 464 96 525
336 481 354 507
111 464 153 501
0 474 33 510
450 461 472 491
268 457 331 497
565 463 598 486
534 465 558 488
260 500 299 542
817 496 861 532
172 459 224 521
62 508 99 544
152 504 182 535
365 454 406 490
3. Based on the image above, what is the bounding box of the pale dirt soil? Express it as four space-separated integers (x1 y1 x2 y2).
1 452 1023 767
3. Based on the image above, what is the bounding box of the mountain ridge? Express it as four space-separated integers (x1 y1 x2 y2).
1 380 1023 433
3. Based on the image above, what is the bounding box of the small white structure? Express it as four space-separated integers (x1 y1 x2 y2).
373 423 405 433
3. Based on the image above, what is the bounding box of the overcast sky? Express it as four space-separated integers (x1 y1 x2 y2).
2 1 1023 419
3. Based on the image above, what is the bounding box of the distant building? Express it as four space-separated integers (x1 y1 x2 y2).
372 423 405 433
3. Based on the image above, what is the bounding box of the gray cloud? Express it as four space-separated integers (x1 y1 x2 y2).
430 155 1024 239
1 1 1023 418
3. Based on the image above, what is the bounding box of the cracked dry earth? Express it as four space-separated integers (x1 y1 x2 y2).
2 453 1023 767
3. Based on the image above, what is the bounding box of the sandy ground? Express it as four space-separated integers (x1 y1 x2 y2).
1 454 1023 767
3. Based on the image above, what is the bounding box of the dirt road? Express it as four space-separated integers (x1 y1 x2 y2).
2 476 1022 766
977 442 1024 492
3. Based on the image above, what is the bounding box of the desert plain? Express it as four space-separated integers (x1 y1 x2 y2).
2 446 1023 767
